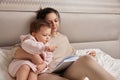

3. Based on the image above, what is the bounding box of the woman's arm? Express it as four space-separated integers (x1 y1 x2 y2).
14 47 32 60
14 47 43 65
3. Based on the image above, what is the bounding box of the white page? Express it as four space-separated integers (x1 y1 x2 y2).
53 56 79 72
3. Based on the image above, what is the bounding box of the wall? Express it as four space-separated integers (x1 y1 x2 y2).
0 0 120 14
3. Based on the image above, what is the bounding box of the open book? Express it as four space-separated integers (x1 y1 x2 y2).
53 56 79 72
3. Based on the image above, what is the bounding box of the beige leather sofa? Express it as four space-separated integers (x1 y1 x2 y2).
0 11 120 58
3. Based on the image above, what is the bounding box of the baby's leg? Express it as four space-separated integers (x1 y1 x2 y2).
16 64 30 80
28 70 37 80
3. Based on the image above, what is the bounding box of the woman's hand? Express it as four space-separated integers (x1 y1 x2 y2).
88 51 96 57
31 54 44 65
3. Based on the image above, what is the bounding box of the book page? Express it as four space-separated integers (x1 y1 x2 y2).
53 56 79 72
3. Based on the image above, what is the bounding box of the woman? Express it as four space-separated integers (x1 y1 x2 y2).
13 7 116 80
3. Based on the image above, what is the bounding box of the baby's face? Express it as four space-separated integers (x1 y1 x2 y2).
34 26 51 44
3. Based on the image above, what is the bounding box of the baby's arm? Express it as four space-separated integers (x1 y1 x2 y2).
21 39 45 54
22 40 45 65
33 45 55 67
45 46 57 52
36 52 53 74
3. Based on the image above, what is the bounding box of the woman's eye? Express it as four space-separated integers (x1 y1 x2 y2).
48 21 52 24
55 19 58 22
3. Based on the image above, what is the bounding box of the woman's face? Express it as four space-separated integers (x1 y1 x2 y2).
45 13 59 34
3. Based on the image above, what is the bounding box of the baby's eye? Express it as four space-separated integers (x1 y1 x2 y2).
48 35 51 37
43 35 47 36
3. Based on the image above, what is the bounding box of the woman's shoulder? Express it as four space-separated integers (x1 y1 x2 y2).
50 32 69 44
57 32 68 39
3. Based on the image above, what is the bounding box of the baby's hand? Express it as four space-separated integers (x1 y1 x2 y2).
45 46 57 52
87 51 96 57
36 63 47 74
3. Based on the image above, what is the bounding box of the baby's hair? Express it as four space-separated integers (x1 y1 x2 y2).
30 19 50 34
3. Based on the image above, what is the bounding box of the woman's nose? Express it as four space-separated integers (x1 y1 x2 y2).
51 21 55 26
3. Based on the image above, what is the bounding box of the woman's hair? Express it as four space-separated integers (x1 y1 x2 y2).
36 7 60 20
30 19 50 34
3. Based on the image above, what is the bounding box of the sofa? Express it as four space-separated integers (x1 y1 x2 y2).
0 1 120 80
0 10 120 58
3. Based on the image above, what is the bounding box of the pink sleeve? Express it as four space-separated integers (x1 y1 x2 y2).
44 52 53 65
21 38 45 54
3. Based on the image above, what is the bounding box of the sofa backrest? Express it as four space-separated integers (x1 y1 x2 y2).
0 11 120 58
0 0 120 58
60 13 120 58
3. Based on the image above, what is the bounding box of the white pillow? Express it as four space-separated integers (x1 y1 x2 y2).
0 47 14 80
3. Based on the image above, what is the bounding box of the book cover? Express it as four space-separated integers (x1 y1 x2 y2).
53 56 79 72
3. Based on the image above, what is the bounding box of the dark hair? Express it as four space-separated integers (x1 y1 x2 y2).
36 7 60 20
30 19 50 34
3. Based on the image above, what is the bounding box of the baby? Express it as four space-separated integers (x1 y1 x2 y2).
9 19 56 80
